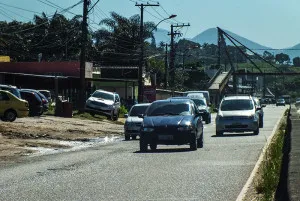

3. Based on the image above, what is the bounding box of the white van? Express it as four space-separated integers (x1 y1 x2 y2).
183 91 210 105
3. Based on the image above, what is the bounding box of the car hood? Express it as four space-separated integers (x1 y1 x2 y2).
88 97 114 105
219 110 254 117
126 116 143 123
143 116 193 127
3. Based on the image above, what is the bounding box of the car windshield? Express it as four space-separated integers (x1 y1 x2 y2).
146 102 191 116
92 91 114 101
221 99 254 111
129 105 149 116
192 99 206 106
278 99 285 102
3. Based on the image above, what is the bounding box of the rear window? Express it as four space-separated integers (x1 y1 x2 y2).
221 99 254 111
146 102 191 116
129 105 149 116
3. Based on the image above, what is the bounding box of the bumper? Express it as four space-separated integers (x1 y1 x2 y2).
140 130 196 145
216 118 259 133
85 105 112 116
124 130 140 136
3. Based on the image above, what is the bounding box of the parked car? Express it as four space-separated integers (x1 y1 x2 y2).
124 103 151 140
20 90 43 116
85 89 121 121
215 95 260 136
38 90 52 102
0 84 21 98
0 90 29 122
252 97 265 128
139 99 204 152
276 98 285 106
21 89 49 112
296 97 300 104
168 95 211 124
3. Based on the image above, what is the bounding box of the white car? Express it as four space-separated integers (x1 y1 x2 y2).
215 95 260 136
124 103 151 140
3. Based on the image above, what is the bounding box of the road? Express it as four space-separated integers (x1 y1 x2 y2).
0 105 287 201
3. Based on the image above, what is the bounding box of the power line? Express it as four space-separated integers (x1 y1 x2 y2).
0 2 41 14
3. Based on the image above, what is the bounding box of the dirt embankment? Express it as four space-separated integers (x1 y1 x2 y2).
0 116 124 163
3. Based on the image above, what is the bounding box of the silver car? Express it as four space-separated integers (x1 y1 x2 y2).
124 103 151 140
215 95 260 136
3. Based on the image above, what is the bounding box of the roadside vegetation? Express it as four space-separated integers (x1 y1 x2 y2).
252 109 288 201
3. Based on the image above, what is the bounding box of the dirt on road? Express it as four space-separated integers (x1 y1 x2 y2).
0 116 125 163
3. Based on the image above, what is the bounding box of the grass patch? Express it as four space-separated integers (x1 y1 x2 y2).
72 111 106 121
254 110 288 201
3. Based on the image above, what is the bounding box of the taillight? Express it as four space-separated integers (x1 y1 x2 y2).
42 99 47 103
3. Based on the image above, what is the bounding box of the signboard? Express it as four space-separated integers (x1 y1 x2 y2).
143 86 156 103
0 56 10 62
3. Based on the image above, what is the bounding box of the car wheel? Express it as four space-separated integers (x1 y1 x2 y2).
259 117 264 128
125 135 130 141
254 127 259 135
216 131 223 136
139 136 148 152
113 111 119 121
150 142 157 151
197 133 203 148
4 110 17 122
109 110 114 121
132 135 137 140
190 134 197 151
0 116 7 121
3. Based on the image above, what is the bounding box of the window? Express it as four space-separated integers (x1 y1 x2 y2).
0 92 10 101
115 94 120 103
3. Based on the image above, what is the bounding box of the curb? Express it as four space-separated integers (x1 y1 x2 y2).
236 108 288 201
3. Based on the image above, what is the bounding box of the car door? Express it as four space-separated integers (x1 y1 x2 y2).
0 91 10 115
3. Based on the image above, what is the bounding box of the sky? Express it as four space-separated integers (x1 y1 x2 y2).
0 0 300 49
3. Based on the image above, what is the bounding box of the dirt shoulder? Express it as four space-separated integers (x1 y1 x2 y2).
0 116 125 164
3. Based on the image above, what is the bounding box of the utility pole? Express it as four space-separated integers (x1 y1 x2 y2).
163 43 168 89
79 0 89 112
136 3 159 103
169 23 190 93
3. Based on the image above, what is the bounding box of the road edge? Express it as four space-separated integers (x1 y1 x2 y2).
235 110 286 201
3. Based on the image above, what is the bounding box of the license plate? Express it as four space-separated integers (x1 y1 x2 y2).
158 135 173 140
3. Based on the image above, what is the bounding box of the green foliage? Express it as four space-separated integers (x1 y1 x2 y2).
255 112 287 200
275 53 290 65
119 105 128 116
293 57 300 67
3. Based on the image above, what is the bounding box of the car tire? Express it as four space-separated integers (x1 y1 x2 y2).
150 142 157 151
139 136 148 152
197 133 203 148
190 134 197 151
254 127 259 135
132 135 137 140
113 111 119 121
4 110 17 122
125 135 130 141
216 131 223 136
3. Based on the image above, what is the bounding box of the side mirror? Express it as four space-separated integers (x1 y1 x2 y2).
138 114 144 119
124 114 128 118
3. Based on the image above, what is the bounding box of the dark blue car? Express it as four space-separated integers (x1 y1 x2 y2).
139 99 204 152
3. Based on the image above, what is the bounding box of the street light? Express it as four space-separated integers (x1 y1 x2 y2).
138 14 177 103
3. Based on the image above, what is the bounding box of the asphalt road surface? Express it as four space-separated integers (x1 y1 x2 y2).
0 105 287 201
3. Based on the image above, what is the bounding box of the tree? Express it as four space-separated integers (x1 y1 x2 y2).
263 51 274 62
94 12 156 66
293 57 300 67
275 53 290 65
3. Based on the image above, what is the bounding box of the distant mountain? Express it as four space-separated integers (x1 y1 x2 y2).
153 27 300 59
191 28 271 55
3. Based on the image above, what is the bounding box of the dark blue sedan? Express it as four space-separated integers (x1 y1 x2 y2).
139 99 204 152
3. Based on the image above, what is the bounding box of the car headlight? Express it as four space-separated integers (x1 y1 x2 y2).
216 115 223 121
178 125 192 131
108 105 115 109
86 100 91 104
142 127 154 132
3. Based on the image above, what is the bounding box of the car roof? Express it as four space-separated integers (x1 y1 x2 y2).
0 84 18 89
132 103 151 107
223 95 252 100
152 99 192 104
94 89 116 95
169 96 206 100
